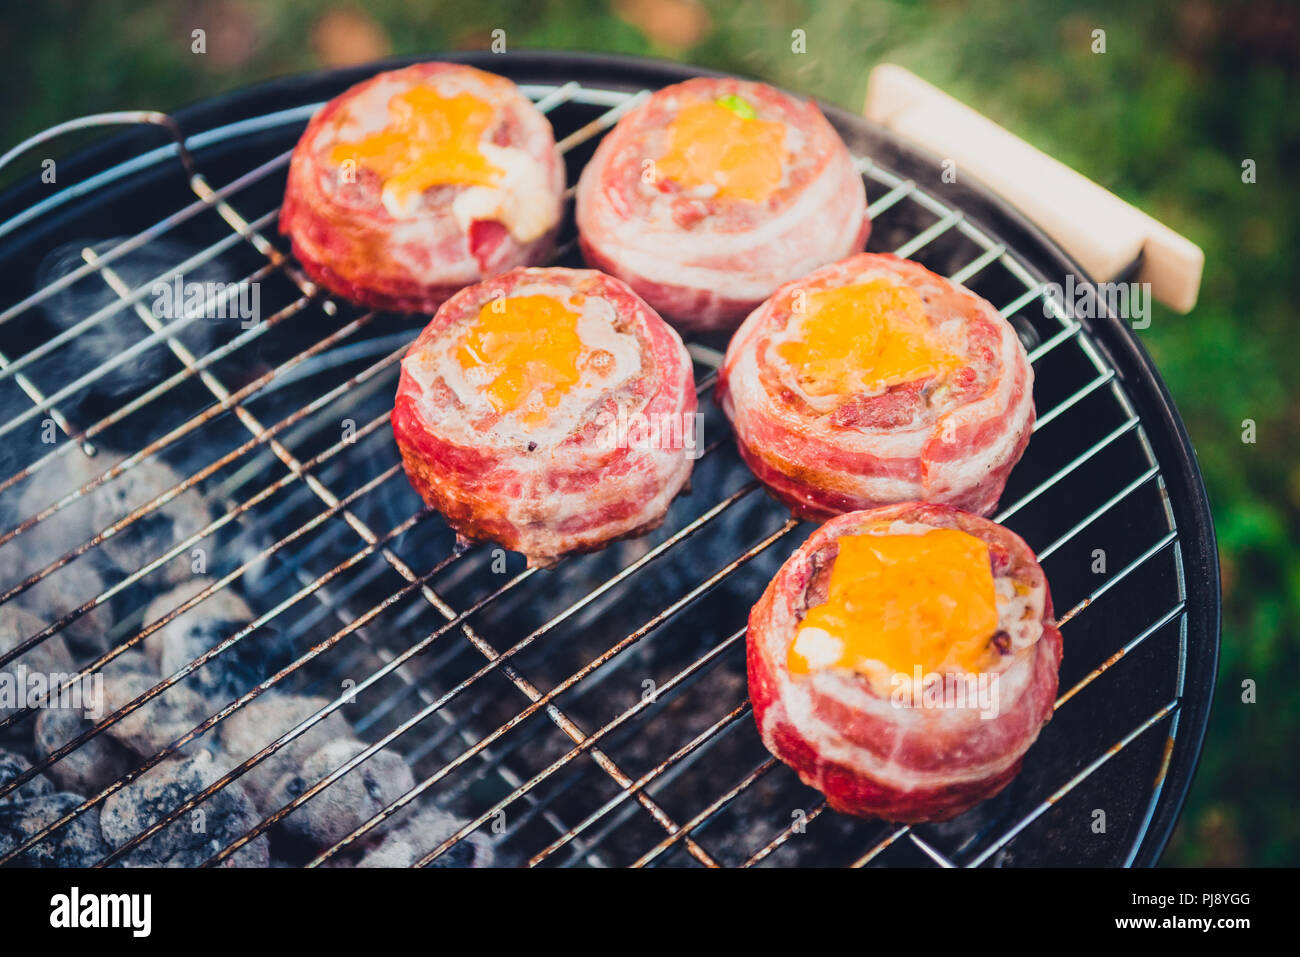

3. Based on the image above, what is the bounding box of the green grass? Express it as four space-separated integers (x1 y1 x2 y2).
4 0 1296 865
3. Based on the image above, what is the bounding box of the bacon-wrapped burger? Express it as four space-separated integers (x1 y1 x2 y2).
748 503 1062 822
575 78 868 333
718 253 1034 521
392 267 697 565
281 63 565 313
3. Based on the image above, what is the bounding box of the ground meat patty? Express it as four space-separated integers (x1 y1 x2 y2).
718 252 1035 521
391 267 697 565
281 62 565 314
747 503 1062 822
576 77 868 333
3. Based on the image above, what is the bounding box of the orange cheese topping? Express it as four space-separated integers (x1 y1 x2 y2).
455 294 586 428
776 279 959 398
656 101 787 203
787 529 999 676
330 86 502 208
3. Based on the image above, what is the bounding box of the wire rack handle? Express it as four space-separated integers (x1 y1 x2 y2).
865 64 1204 313
0 110 196 180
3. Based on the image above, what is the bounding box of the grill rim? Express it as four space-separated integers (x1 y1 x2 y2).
0 49 1220 867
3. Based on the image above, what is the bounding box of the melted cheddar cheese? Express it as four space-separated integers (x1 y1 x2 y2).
656 100 787 203
788 529 999 677
456 295 586 429
330 86 502 212
776 279 959 398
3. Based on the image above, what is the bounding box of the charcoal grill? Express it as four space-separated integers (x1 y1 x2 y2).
0 51 1218 867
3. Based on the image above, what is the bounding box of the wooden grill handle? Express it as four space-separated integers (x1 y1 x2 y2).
864 64 1203 313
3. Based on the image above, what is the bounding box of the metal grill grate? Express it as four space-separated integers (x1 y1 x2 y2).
0 67 1203 868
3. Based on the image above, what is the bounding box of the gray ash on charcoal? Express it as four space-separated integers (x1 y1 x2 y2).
355 804 495 868
100 750 269 867
1 607 73 672
2 441 495 867
0 748 53 805
2 590 493 866
30 653 150 795
1 450 215 596
34 704 135 796
86 458 215 587
217 692 357 813
267 739 414 847
1 608 79 757
0 792 109 868
142 578 295 701
15 558 116 660
101 671 212 758
0 608 74 728
2 452 104 583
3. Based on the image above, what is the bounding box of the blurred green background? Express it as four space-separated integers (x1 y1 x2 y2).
2 0 1296 865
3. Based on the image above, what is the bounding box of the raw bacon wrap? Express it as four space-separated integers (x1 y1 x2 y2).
280 62 565 313
575 77 869 333
718 253 1035 521
391 267 696 565
747 504 1062 822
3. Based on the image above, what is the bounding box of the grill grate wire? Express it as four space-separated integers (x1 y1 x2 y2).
0 78 1190 869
